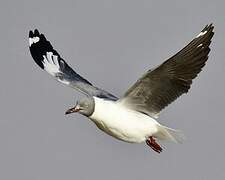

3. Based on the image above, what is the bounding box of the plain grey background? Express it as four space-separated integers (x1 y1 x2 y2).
0 0 224 179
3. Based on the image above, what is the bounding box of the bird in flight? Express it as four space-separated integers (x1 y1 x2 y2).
29 24 214 153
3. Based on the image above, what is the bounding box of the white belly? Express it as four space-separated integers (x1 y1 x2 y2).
89 97 159 143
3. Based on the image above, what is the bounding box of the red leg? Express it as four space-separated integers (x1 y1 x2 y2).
146 136 163 153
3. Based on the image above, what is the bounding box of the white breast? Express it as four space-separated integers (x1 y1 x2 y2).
89 97 159 143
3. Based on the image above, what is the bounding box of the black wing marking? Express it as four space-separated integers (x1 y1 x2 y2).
29 29 117 100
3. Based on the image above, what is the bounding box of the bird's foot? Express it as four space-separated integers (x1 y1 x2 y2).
146 136 162 153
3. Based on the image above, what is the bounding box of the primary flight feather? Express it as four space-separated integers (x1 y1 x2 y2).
29 24 214 153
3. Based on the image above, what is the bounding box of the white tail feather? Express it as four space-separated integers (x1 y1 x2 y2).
155 125 185 143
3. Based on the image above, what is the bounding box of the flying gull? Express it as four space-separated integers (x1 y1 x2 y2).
29 24 214 153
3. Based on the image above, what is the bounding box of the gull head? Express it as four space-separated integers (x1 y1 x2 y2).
65 97 95 117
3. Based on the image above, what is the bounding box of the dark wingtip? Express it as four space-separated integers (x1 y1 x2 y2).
34 29 40 36
40 33 46 41
29 29 42 38
29 30 33 37
208 23 214 31
208 23 214 27
204 23 214 33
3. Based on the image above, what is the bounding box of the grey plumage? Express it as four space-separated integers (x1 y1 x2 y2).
67 98 95 117
120 24 214 118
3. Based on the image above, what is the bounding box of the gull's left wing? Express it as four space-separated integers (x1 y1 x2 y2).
119 24 214 118
29 29 117 100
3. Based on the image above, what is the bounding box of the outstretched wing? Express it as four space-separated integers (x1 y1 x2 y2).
29 29 117 100
120 24 214 118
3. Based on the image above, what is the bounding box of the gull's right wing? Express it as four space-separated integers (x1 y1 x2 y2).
29 29 117 100
120 24 214 118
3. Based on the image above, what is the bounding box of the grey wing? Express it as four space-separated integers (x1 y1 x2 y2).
120 24 214 118
29 29 117 100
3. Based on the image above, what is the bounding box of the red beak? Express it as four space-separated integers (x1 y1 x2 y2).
65 106 80 115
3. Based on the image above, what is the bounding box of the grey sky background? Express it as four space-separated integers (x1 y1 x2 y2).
0 0 224 179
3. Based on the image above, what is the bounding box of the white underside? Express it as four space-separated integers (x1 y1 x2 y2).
90 97 161 143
